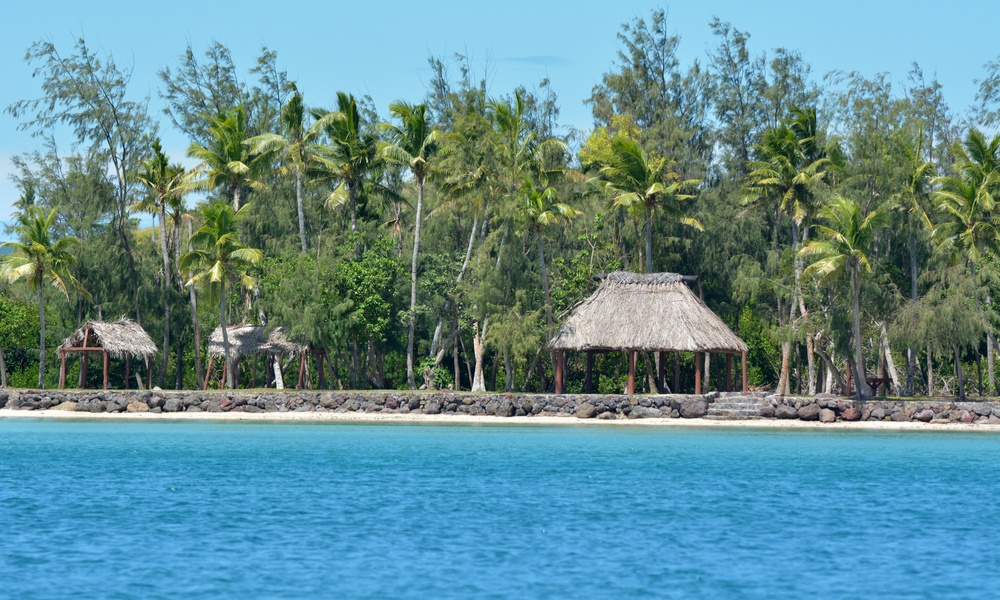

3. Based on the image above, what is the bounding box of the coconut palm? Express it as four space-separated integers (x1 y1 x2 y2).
378 101 440 389
135 139 189 386
1 207 88 388
597 136 701 273
246 84 339 252
800 197 888 399
187 106 272 211
180 204 264 389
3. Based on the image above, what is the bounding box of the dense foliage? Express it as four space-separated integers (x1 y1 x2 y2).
3 12 999 399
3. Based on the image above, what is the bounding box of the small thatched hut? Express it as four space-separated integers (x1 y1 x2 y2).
58 319 158 390
206 325 306 389
549 272 748 394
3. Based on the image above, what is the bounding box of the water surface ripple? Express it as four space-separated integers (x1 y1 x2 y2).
1 420 997 599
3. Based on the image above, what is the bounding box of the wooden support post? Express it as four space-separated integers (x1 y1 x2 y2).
555 350 565 394
59 350 67 389
627 350 636 395
297 352 306 390
146 357 152 390
203 355 214 391
657 351 666 393
585 351 594 394
80 354 88 389
741 351 748 394
726 354 732 393
103 351 109 390
125 356 130 390
695 352 702 395
220 360 227 390
846 360 853 398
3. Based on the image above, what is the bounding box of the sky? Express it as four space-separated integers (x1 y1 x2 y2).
1 0 999 226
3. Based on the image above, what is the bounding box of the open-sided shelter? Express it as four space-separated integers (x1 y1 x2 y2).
206 325 306 389
58 319 158 390
548 272 749 394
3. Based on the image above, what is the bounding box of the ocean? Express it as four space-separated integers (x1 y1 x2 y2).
1 419 997 599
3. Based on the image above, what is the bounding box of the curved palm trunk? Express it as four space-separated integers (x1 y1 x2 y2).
539 233 553 332
406 176 424 389
219 280 234 389
296 166 307 252
233 187 242 212
349 182 358 233
187 220 203 387
37 283 45 389
159 201 170 388
851 265 872 399
906 223 917 395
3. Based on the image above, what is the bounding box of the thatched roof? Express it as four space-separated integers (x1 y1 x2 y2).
208 325 305 359
59 319 158 358
548 271 748 353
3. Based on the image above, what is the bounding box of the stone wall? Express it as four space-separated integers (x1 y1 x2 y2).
1 388 999 425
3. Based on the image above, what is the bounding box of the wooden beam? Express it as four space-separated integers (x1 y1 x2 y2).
60 347 108 353
657 351 666 393
627 350 636 395
203 355 214 391
585 351 594 394
297 352 306 390
726 353 732 393
555 350 565 394
695 352 702 395
125 355 130 390
80 354 88 389
103 351 109 390
741 351 748 394
146 357 152 390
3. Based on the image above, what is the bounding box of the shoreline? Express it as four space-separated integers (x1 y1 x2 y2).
3 408 998 432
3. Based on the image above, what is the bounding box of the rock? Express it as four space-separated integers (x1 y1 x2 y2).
679 397 709 418
974 402 993 416
152 386 162 391
575 403 597 419
126 401 150 413
628 406 662 419
202 401 223 413
890 411 907 422
841 407 861 421
423 400 442 415
0 391 8 409
797 403 821 421
186 405 203 413
870 407 886 420
163 399 182 412
759 405 776 418
495 399 515 417
775 404 798 419
408 396 421 410
819 408 836 423
960 410 974 424
989 414 1000 425
52 401 77 411
913 409 934 423
597 411 618 420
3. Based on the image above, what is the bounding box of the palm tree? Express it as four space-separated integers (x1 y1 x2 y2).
247 84 339 252
800 197 888 399
378 101 440 389
1 207 88 388
135 139 189 386
187 106 272 211
314 93 384 234
597 136 701 273
180 204 264 389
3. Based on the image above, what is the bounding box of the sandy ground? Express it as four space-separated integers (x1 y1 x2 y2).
1 408 998 432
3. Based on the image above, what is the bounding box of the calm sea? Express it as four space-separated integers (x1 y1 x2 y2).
0 419 998 599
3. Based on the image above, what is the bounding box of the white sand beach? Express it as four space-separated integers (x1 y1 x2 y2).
2 408 998 432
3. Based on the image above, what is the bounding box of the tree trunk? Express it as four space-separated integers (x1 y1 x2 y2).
296 166 307 252
778 341 791 395
233 186 242 212
273 354 285 389
349 182 357 233
406 176 424 389
645 205 653 274
0 345 7 388
187 220 203 387
851 266 872 399
927 345 933 396
879 322 902 395
430 216 478 357
159 201 170 388
954 343 965 401
472 321 485 391
219 281 234 389
906 225 917 395
37 284 45 389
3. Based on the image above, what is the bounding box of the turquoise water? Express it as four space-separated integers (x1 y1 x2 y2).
1 421 998 599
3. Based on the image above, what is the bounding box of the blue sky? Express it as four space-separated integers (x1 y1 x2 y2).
2 0 998 224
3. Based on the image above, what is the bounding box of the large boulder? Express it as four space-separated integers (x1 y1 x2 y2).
759 404 776 418
913 409 934 423
798 403 821 421
163 398 182 413
678 397 709 419
52 401 77 411
422 400 442 415
775 404 798 419
841 407 862 421
819 408 837 423
628 406 662 419
126 401 150 413
575 403 597 419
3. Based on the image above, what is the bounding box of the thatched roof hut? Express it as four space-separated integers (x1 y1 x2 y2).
208 325 305 359
549 272 747 353
58 319 158 390
548 272 748 395
59 319 158 359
